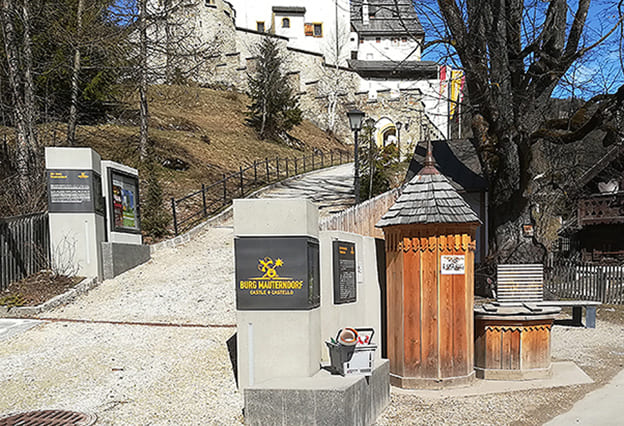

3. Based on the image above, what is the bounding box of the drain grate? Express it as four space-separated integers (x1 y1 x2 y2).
0 410 96 426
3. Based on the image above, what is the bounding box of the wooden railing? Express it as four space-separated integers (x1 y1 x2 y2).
578 192 624 226
171 150 352 235
544 259 624 304
0 212 50 290
319 187 401 239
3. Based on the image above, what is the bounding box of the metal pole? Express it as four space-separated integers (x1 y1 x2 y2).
265 157 270 182
354 130 360 204
222 173 227 205
254 160 257 185
286 158 289 177
295 158 298 175
171 197 178 235
276 156 280 178
240 166 244 197
321 151 324 168
303 155 306 172
331 150 334 166
201 184 207 217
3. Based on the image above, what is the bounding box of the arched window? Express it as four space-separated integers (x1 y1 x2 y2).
282 17 290 28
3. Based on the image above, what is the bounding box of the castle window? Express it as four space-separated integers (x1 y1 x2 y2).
205 0 215 6
359 38 364 44
376 37 381 43
401 37 408 43
257 21 265 32
282 17 290 28
313 23 323 37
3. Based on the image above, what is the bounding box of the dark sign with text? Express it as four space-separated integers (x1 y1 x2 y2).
47 169 103 215
333 241 356 304
235 236 320 310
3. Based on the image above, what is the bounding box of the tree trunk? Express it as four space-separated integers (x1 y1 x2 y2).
67 0 84 146
139 0 149 161
1 0 37 196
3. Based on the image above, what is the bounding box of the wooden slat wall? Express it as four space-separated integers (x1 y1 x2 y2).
545 260 624 304
0 212 50 290
319 188 400 239
496 264 544 303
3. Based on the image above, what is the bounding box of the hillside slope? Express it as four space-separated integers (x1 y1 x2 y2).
1 85 349 228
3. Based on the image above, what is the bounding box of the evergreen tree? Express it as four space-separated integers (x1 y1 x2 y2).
247 38 302 140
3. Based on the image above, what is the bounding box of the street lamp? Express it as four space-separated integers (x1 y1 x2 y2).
347 109 365 204
396 121 402 161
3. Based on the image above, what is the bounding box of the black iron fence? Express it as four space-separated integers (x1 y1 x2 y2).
0 212 50 290
171 150 352 235
545 259 624 304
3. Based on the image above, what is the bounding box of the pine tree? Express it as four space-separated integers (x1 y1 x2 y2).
247 38 301 141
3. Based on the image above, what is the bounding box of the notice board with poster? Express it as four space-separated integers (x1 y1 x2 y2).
109 170 140 234
47 169 104 215
235 236 320 311
333 241 356 304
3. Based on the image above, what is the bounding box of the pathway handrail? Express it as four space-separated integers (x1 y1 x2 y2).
171 149 351 235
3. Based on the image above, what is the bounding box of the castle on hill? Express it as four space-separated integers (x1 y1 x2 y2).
149 0 464 153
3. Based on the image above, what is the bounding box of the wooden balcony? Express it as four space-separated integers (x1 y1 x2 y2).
578 192 624 226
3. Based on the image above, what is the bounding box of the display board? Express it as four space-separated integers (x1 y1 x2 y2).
235 236 320 310
109 170 140 233
333 241 356 304
47 169 104 214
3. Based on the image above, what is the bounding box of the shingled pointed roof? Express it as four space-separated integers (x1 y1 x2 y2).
376 148 481 227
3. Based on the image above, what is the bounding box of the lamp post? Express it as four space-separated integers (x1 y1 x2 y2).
396 121 402 161
365 117 376 200
347 109 365 204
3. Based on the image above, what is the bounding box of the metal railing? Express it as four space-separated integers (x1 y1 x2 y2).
171 149 352 235
1 212 50 290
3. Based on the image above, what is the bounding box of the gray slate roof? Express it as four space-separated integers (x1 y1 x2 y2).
376 170 481 227
351 0 425 36
272 6 306 14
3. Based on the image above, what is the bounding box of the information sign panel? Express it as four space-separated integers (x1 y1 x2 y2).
333 241 356 304
47 169 103 214
235 236 320 310
109 170 140 233
441 255 465 275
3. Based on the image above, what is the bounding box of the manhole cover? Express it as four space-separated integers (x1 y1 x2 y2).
0 410 96 425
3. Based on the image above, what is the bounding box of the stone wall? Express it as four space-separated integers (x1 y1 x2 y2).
151 0 436 144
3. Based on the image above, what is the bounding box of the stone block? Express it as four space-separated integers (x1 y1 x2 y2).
101 242 150 280
244 360 390 425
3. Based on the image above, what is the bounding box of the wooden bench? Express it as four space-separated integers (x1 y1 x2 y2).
535 300 600 328
496 264 600 328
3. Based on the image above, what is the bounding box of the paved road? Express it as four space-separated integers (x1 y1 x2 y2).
0 163 355 424
544 367 624 425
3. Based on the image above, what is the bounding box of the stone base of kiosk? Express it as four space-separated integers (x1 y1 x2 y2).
101 242 151 280
390 371 475 390
244 360 390 426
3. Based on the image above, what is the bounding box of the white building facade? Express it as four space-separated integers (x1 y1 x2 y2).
228 0 454 141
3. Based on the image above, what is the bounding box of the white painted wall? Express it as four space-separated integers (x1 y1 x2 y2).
357 36 421 61
228 0 351 58
359 76 450 139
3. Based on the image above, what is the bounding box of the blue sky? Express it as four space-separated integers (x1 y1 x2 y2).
416 0 623 100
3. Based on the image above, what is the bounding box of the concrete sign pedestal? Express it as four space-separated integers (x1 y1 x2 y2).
46 147 105 279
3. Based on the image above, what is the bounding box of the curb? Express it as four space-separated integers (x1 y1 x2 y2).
151 162 353 253
0 276 99 318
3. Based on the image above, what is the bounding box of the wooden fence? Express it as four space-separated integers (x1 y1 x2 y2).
0 212 50 290
171 149 351 235
320 187 401 239
544 260 624 304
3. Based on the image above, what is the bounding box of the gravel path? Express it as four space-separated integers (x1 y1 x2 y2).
0 164 355 424
2 162 624 425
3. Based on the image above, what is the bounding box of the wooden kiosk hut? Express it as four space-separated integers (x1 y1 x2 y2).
376 147 481 388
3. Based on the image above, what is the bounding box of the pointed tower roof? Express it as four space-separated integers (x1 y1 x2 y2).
376 143 481 227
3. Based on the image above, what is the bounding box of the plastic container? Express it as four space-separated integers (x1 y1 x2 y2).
326 328 376 376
